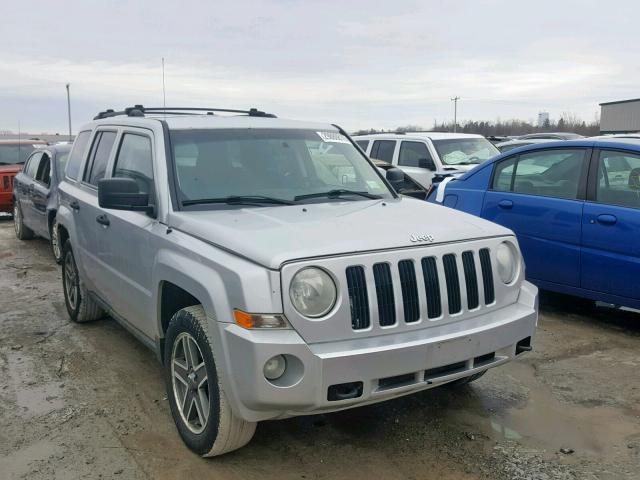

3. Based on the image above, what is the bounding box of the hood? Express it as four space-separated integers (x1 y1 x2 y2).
169 198 512 269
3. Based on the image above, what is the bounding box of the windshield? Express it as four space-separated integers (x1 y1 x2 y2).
0 144 38 165
432 138 499 165
170 128 392 207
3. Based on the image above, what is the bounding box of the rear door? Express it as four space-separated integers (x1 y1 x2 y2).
397 140 436 188
481 148 590 287
29 150 52 238
581 149 640 301
76 129 118 290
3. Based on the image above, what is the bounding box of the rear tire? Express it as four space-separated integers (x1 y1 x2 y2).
14 202 34 240
164 305 256 456
445 370 487 387
50 217 63 264
62 240 104 323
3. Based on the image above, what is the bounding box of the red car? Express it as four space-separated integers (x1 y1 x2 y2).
0 139 47 214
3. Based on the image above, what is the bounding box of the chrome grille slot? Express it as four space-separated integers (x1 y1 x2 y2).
479 248 495 304
398 260 420 323
373 263 396 326
462 251 479 310
421 256 442 319
346 266 370 330
442 254 462 314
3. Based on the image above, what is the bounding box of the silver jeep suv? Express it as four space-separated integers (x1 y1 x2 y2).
56 106 537 456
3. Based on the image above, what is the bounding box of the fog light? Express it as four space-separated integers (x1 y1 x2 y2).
263 355 286 380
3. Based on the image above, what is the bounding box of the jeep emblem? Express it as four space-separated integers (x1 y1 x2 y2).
410 234 435 243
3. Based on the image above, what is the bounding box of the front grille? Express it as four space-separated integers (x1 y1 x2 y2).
462 251 479 310
373 263 396 326
346 266 370 330
442 254 461 314
479 248 495 304
347 248 497 330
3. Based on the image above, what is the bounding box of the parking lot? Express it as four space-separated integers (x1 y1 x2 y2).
0 218 638 480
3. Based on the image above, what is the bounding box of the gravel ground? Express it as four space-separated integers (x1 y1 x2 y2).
0 218 639 480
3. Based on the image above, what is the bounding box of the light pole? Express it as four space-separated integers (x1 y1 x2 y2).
451 96 460 133
66 84 72 140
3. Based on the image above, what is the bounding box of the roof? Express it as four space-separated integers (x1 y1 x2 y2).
352 132 485 140
495 139 553 147
459 139 640 180
599 98 640 106
90 114 337 132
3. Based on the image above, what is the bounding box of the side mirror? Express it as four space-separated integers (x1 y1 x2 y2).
386 167 405 192
98 178 154 215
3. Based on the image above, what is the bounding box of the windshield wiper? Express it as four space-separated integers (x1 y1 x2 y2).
294 189 382 201
182 195 295 207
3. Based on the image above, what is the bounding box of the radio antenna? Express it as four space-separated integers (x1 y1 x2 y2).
162 58 167 118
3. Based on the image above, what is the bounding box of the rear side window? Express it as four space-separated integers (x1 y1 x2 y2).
24 152 43 178
355 140 369 151
66 131 91 180
492 149 587 200
84 131 117 186
113 133 155 199
35 153 51 187
370 140 396 162
596 150 640 209
398 141 435 169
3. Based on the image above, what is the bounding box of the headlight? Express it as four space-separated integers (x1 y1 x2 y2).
289 267 337 318
496 241 518 284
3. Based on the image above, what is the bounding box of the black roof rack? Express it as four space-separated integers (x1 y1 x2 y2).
94 105 276 120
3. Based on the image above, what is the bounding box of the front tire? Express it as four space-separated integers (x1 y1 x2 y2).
164 305 256 456
14 202 34 240
62 240 104 323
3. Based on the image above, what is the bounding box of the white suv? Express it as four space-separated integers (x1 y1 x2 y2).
353 132 499 188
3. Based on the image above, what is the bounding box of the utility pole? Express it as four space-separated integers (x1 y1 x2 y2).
451 96 460 133
66 84 72 140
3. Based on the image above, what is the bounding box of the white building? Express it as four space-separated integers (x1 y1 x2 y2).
600 98 640 134
537 112 549 128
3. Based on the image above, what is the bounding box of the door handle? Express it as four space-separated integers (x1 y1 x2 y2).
96 214 110 226
596 214 617 225
69 200 80 211
498 199 513 209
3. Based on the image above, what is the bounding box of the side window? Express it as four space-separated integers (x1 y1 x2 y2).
35 153 51 187
84 131 117 186
492 157 516 192
398 141 435 169
492 149 587 200
113 134 155 199
370 140 396 162
596 150 640 209
355 140 369 151
24 152 43 178
65 130 91 180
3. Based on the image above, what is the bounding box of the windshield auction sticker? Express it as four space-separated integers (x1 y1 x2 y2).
317 131 350 144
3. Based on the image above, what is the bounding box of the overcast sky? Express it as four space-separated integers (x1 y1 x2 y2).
1 0 638 133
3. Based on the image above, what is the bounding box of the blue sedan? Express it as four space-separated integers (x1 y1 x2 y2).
428 139 640 310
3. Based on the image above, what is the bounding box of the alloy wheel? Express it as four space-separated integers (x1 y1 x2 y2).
14 204 20 237
64 252 78 311
171 332 210 434
51 220 61 260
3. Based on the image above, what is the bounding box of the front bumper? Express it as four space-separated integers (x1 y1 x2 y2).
220 281 538 422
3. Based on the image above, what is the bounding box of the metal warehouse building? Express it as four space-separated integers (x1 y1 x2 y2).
600 98 640 134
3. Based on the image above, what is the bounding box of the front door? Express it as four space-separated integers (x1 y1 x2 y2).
581 149 640 302
481 148 590 287
30 151 52 238
397 141 436 189
95 130 159 338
